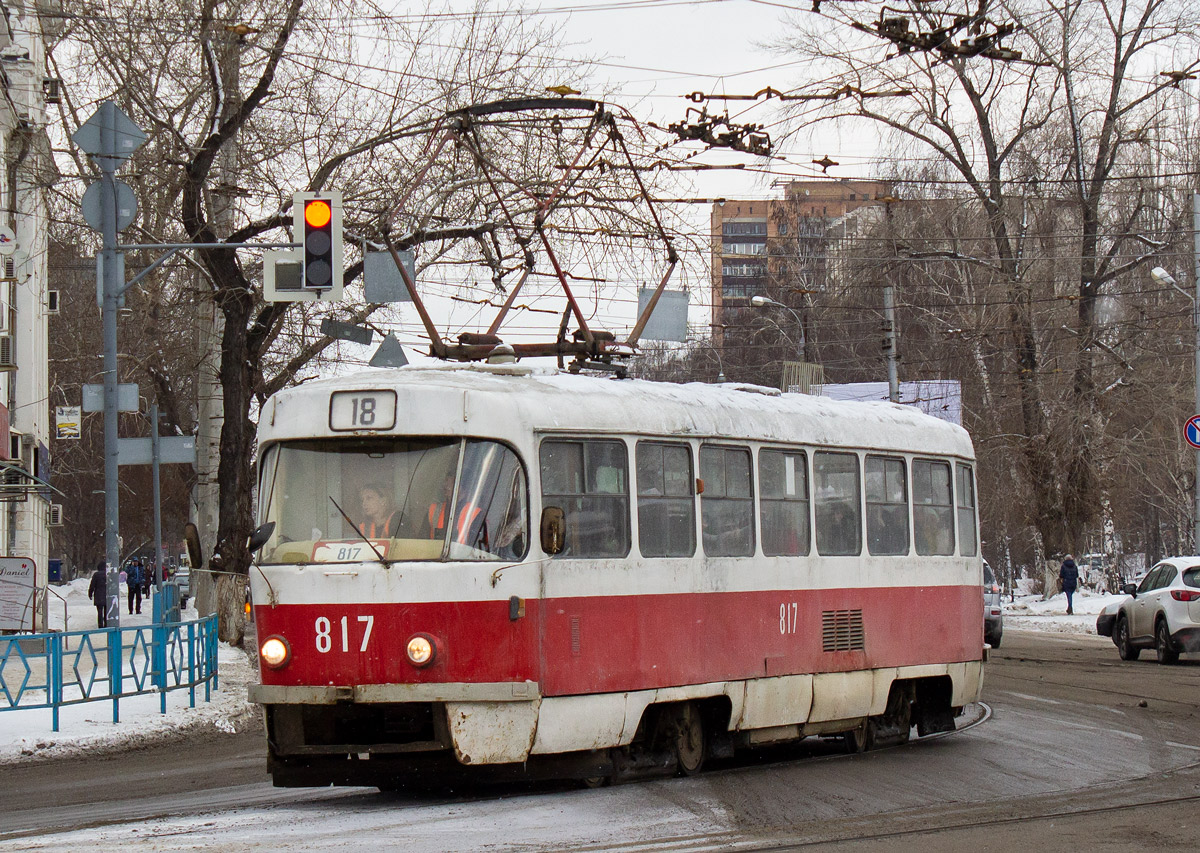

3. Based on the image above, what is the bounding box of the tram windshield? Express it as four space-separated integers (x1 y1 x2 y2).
257 437 528 564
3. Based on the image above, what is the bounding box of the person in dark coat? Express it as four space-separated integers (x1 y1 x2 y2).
126 558 144 615
1059 554 1080 615
87 561 108 628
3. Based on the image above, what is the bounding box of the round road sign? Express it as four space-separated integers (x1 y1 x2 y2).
1186 415 1200 449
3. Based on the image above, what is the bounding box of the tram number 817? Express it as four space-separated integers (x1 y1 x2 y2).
314 615 374 653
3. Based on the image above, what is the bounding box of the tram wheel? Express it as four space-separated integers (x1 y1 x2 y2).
672 703 706 776
842 721 873 754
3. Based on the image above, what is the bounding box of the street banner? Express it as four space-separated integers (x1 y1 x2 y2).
56 405 81 439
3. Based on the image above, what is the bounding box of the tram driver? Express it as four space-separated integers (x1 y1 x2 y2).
357 483 398 539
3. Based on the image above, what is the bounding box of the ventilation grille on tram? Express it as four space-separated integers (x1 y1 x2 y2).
821 609 865 652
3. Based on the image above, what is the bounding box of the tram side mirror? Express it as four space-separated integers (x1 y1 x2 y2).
248 522 276 554
540 506 565 555
184 522 203 572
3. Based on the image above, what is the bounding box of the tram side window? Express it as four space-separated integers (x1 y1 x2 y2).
866 455 908 555
700 445 754 557
956 463 978 557
636 442 696 558
540 439 630 558
814 452 861 556
759 449 810 557
914 459 955 556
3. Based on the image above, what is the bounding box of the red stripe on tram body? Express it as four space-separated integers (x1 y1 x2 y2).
256 585 982 693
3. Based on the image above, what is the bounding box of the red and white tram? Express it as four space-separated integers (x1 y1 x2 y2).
248 364 984 786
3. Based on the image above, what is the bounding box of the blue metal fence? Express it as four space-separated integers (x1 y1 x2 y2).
0 615 219 731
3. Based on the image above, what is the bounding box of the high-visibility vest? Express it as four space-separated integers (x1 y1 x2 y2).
358 512 395 539
429 502 482 543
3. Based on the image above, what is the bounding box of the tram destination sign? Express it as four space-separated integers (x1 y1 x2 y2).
329 390 397 431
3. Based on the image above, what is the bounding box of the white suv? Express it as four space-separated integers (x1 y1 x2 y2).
1111 557 1200 664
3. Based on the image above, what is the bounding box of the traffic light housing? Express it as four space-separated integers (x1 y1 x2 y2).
294 191 342 291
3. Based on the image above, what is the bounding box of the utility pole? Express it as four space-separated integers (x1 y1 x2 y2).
882 285 900 403
1193 191 1200 552
193 24 241 615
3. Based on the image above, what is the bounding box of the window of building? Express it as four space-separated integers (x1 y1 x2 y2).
759 449 809 556
913 459 954 555
722 261 767 278
866 455 908 555
722 220 767 237
540 439 630 558
721 241 767 256
814 452 861 556
700 445 754 557
956 463 978 556
637 442 695 557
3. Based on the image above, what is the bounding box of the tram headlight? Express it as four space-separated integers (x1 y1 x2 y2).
406 633 438 668
260 635 291 669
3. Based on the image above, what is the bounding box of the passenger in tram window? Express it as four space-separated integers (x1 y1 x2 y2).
426 473 457 540
915 505 953 555
357 483 397 539
426 472 486 547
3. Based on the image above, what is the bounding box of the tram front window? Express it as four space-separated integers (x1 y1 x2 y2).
257 438 528 563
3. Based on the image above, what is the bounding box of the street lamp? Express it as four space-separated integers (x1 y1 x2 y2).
1151 265 1200 553
750 295 805 358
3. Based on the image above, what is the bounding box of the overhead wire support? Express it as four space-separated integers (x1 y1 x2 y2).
684 85 914 103
380 96 680 371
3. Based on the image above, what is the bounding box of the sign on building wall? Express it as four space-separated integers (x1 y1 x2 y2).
0 557 36 632
56 406 81 439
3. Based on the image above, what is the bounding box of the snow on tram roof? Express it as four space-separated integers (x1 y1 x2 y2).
266 363 973 457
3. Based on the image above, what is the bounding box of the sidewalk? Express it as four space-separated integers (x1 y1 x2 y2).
0 577 258 765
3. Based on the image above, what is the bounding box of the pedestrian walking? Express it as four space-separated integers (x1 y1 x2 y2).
126 558 145 615
1059 554 1080 615
87 561 107 628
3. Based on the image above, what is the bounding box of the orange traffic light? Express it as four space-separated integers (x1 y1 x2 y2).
304 199 331 228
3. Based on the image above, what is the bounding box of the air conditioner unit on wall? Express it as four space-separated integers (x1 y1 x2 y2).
48 503 62 526
0 334 13 370
0 258 14 281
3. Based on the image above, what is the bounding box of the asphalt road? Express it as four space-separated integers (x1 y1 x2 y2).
2 630 1198 850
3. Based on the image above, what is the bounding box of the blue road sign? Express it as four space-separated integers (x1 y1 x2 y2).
1186 415 1200 449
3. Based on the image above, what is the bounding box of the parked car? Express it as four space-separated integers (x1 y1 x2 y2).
983 560 1003 648
1102 557 1200 664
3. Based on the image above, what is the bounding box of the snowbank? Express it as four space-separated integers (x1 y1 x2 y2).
1002 589 1125 635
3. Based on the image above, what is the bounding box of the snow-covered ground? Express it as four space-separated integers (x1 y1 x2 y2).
0 577 259 764
0 580 1124 767
1002 588 1124 635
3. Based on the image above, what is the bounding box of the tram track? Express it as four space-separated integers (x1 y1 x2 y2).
555 756 1200 853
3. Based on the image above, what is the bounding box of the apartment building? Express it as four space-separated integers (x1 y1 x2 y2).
0 1 57 633
709 179 890 349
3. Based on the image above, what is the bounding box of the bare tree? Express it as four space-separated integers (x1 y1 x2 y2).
777 0 1200 558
